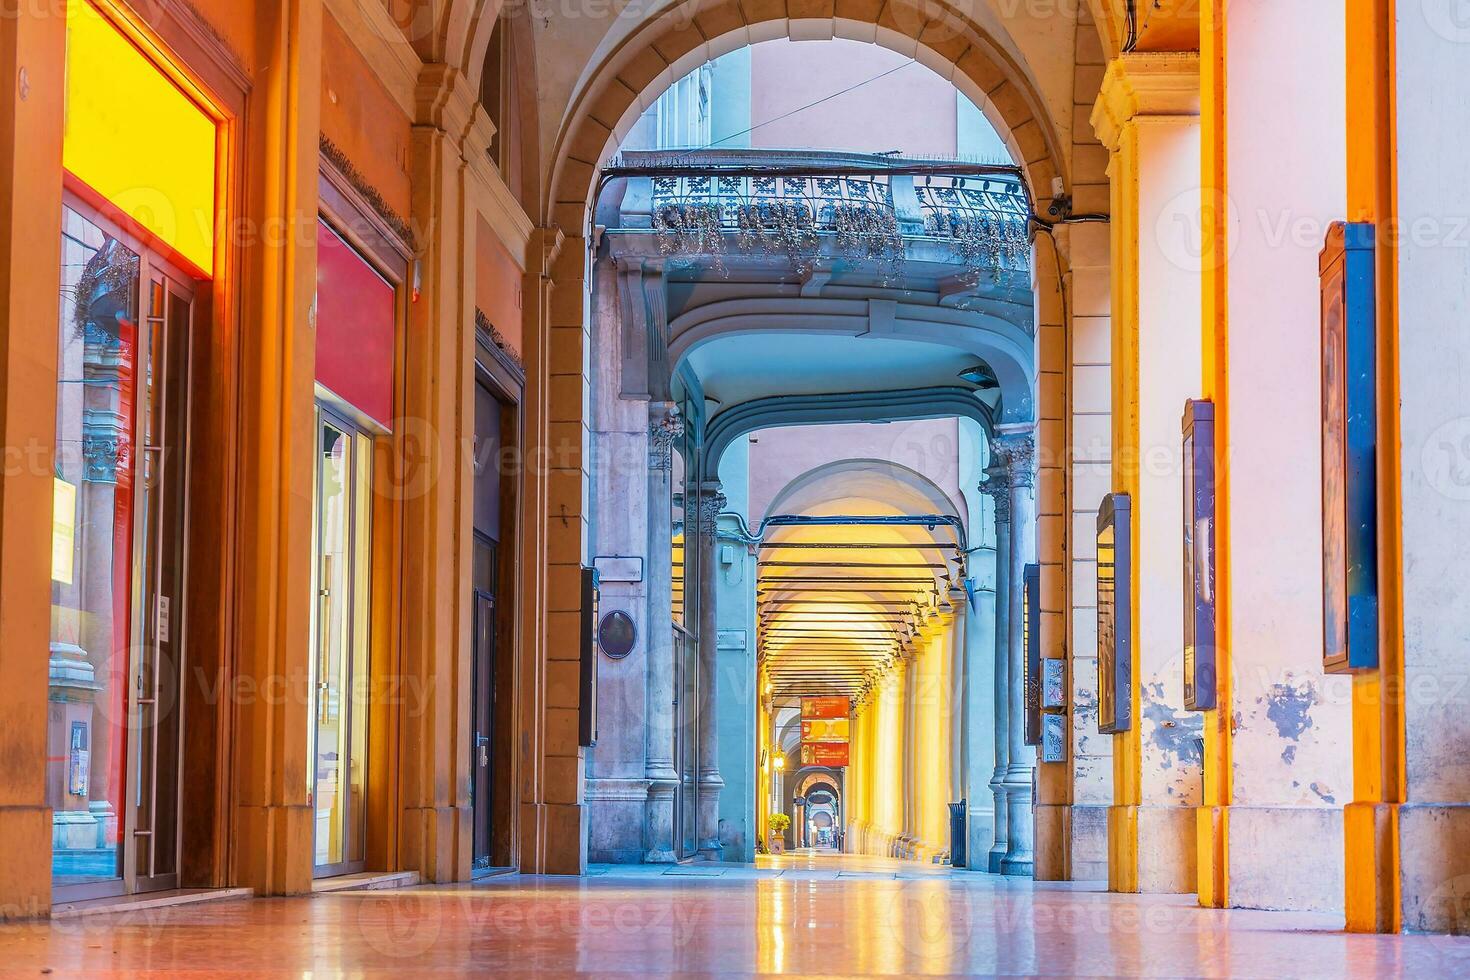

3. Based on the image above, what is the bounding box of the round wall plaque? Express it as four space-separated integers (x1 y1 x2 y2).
598 610 637 660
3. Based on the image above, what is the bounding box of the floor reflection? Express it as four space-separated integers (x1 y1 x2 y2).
5 852 1468 975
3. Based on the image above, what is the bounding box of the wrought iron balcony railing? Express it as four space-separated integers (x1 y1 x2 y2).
602 150 1032 284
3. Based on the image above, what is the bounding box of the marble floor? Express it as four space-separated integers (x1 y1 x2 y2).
4 852 1469 976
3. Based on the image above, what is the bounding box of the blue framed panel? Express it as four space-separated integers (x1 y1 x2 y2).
1183 399 1217 710
1319 221 1379 673
1097 493 1132 734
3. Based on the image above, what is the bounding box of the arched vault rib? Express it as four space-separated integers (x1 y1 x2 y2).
705 386 1003 470
666 297 1035 425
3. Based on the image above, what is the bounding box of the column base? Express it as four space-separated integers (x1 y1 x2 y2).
1398 802 1470 934
400 803 474 883
587 778 651 864
1032 802 1109 881
235 802 314 896
1108 804 1196 893
1001 777 1034 876
0 804 52 919
541 803 588 875
643 777 678 865
1224 804 1344 914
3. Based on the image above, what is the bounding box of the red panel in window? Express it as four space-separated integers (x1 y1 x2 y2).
316 221 396 428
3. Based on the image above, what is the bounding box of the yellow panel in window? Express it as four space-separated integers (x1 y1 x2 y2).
64 0 217 274
52 478 76 585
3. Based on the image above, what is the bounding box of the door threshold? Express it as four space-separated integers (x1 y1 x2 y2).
471 866 517 880
312 870 421 894
52 887 253 919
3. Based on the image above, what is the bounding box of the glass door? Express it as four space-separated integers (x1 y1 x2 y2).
127 260 195 894
50 202 194 901
310 409 372 877
470 547 496 870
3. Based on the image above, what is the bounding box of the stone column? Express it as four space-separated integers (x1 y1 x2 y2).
0 2 67 917
949 589 968 808
644 402 683 862
1091 52 1206 895
982 469 1012 873
996 429 1037 876
962 542 998 871
1195 5 1351 914
693 482 726 860
232 0 323 896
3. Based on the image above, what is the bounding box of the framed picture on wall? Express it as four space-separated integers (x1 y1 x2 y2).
1319 221 1379 673
1097 493 1132 734
1183 399 1217 710
1023 563 1041 746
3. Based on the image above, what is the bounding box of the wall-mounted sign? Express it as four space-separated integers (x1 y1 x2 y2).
1183 399 1217 709
1043 660 1066 710
593 555 644 584
1041 714 1067 764
1097 493 1132 734
800 743 849 767
1319 221 1379 673
597 610 637 660
801 696 849 719
1023 563 1042 746
801 718 850 742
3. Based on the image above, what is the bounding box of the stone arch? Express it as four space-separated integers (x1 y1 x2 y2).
544 0 1071 231
765 457 966 527
705 386 996 467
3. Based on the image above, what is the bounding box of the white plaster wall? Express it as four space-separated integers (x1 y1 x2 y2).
1395 6 1470 806
1223 0 1351 814
1135 117 1203 805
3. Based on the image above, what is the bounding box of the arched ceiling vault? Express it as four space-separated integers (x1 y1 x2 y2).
543 0 1081 227
757 459 973 702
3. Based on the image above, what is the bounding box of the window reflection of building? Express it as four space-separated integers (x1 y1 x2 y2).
48 207 139 886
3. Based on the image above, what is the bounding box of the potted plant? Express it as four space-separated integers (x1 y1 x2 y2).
767 812 791 854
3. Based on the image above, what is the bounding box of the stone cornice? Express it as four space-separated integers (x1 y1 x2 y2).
415 63 479 144
1090 52 1202 153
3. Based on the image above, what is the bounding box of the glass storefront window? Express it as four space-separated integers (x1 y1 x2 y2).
49 206 140 888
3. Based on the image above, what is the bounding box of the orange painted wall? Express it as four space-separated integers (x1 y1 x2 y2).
192 0 258 71
476 215 523 358
320 8 412 221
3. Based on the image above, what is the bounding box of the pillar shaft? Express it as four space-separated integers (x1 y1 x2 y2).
0 0 66 918
644 402 681 862
693 482 725 859
232 0 324 897
962 543 998 870
986 470 1012 872
1091 52 1205 895
996 430 1037 876
1198 0 1352 914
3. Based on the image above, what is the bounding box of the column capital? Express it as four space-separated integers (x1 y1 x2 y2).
991 429 1037 490
691 482 726 535
1090 52 1202 153
648 402 684 471
979 468 1011 523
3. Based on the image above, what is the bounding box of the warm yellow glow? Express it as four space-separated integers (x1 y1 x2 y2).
773 755 785 770
51 478 77 585
64 0 217 273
